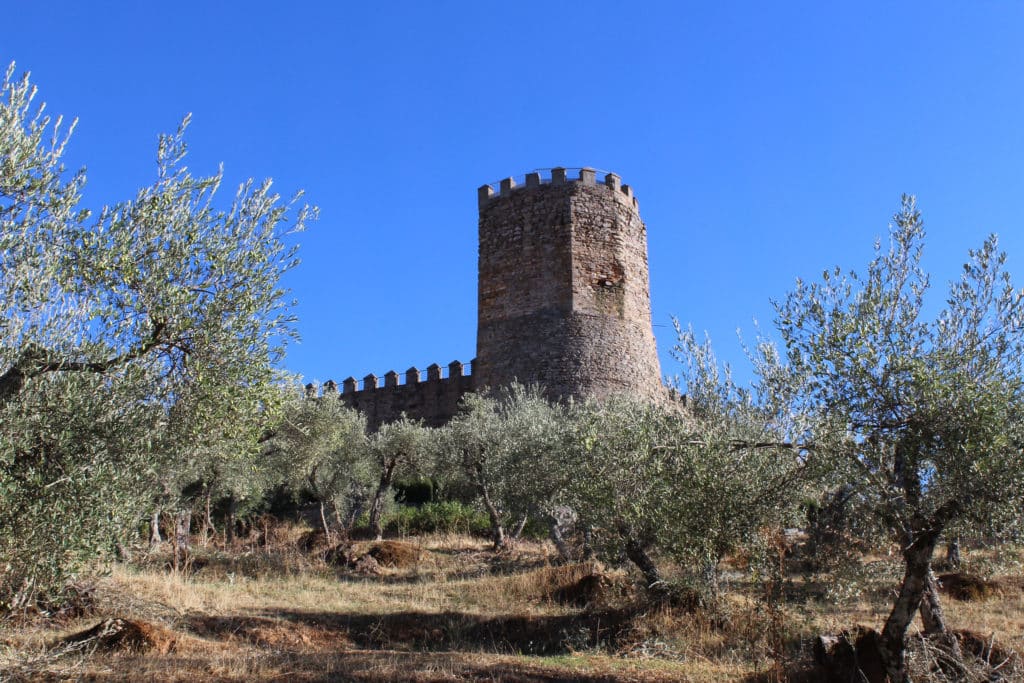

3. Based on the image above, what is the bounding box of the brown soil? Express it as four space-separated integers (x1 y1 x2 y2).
938 572 1004 601
365 540 422 568
61 618 177 654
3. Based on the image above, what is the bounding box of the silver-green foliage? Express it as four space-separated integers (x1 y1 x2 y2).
566 381 806 590
366 416 434 538
0 63 312 609
773 196 1024 679
492 384 572 522
441 384 568 548
269 387 371 531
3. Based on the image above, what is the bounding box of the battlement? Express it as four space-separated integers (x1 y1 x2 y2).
477 167 638 210
319 359 473 394
475 165 662 402
308 360 475 429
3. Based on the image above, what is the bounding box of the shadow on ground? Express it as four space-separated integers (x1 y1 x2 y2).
186 607 638 656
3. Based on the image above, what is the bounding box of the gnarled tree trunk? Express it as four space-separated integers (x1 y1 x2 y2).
878 529 962 681
511 514 528 540
319 501 333 543
172 510 191 573
202 488 215 547
623 535 662 589
479 484 506 550
470 460 507 550
548 514 572 562
368 460 397 540
945 536 962 569
225 496 238 544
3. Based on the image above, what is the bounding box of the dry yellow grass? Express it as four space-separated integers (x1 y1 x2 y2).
0 530 1021 682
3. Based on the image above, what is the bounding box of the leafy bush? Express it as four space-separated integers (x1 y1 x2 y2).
384 501 492 537
393 477 435 506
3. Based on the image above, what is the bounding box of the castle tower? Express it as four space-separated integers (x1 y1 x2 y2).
475 167 662 401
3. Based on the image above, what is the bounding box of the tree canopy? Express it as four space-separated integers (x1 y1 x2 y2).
772 196 1024 680
0 63 313 609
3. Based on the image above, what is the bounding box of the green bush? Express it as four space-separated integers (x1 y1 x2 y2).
384 501 491 537
393 477 435 506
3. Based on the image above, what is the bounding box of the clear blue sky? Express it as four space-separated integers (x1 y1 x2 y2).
5 3 1024 388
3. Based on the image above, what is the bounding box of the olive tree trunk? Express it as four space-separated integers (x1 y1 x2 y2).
479 485 507 550
172 510 191 573
945 536 962 569
548 514 573 562
468 461 507 550
878 529 962 682
623 535 663 589
319 500 333 543
201 488 215 546
225 496 238 544
368 460 397 540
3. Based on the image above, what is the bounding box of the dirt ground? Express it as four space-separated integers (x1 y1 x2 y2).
1 531 1021 682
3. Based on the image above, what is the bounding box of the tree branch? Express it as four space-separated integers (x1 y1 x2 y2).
0 320 168 404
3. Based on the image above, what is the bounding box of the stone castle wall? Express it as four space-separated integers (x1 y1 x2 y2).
310 361 474 431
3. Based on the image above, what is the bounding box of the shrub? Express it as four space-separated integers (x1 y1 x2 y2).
384 501 491 537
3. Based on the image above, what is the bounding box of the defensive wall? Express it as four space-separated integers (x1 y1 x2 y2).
308 361 474 431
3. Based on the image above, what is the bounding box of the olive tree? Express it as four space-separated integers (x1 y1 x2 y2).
441 384 570 552
555 314 815 602
773 196 1024 681
565 383 808 602
495 385 574 552
565 396 685 586
0 63 312 608
150 366 291 552
442 393 506 548
268 385 371 541
366 416 434 539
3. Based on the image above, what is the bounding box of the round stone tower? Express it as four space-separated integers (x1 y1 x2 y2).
475 167 662 401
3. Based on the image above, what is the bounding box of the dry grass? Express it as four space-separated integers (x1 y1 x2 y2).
1 528 1021 682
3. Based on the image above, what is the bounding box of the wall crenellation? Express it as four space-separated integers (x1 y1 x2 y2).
478 167 637 209
307 361 475 430
325 360 472 394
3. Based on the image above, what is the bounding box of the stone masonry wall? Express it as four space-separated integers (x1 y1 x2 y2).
315 361 474 431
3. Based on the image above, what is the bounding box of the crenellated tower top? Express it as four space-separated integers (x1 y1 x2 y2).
477 167 638 210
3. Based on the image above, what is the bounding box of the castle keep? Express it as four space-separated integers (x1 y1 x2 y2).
329 167 663 428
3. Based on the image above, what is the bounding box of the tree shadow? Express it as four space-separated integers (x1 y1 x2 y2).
185 606 639 656
116 650 684 682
